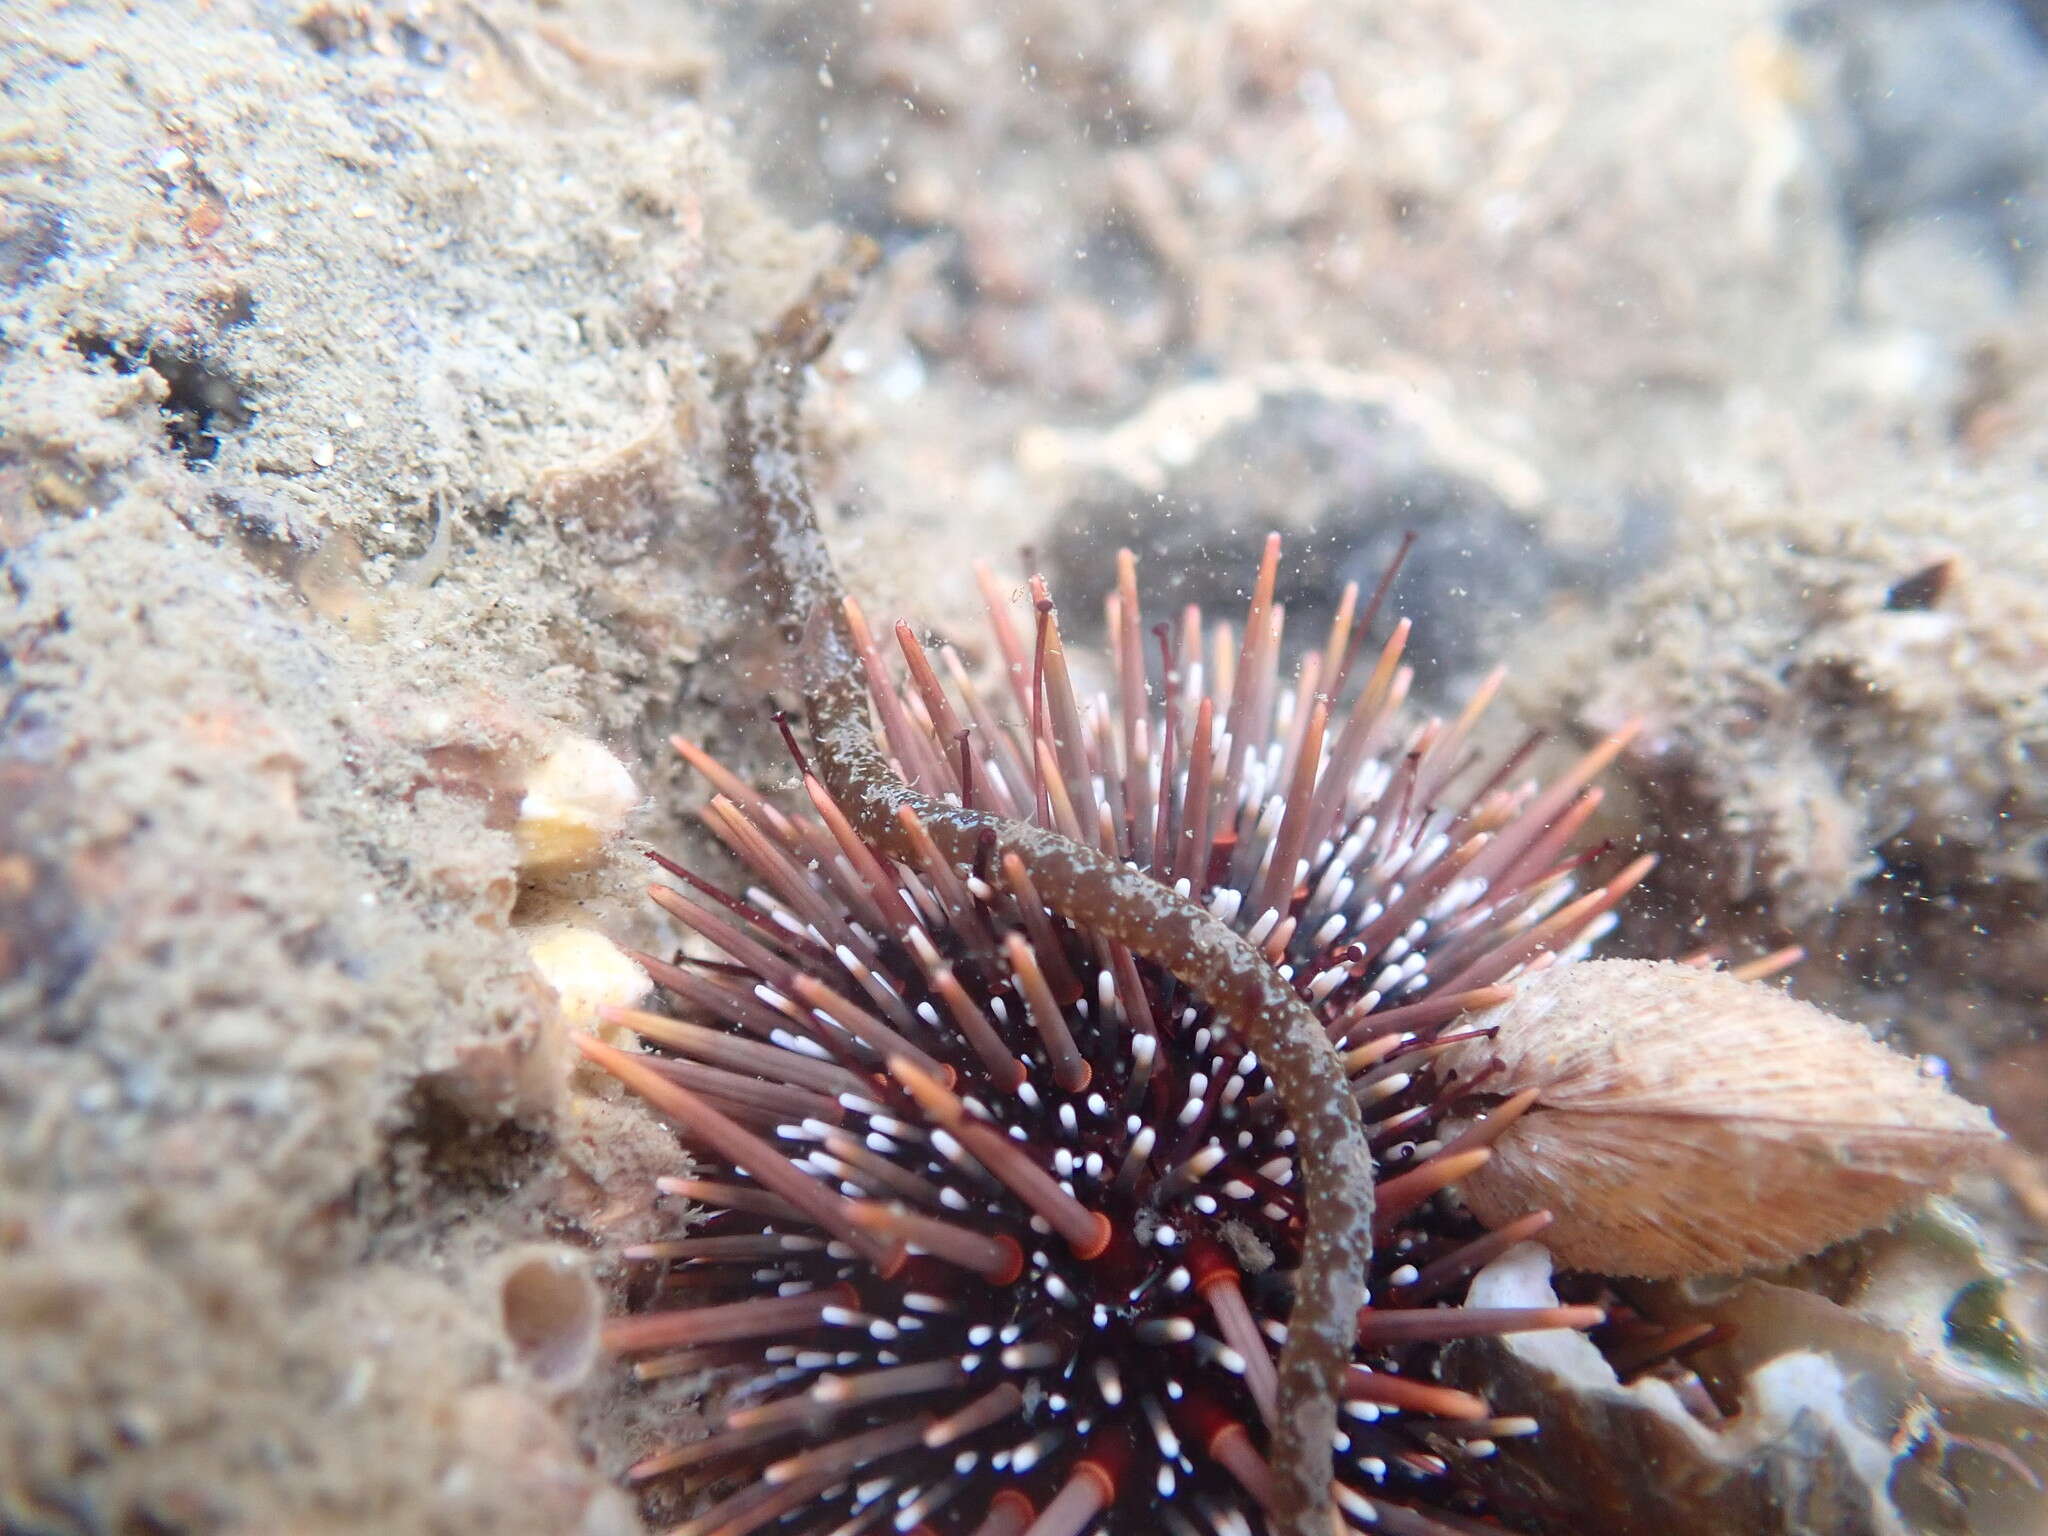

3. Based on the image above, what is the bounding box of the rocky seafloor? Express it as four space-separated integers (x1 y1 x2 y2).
3 2 2045 1533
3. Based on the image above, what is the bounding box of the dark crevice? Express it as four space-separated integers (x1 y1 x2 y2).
68 333 255 465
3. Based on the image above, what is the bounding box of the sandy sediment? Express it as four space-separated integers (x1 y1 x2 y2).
1 3 810 1529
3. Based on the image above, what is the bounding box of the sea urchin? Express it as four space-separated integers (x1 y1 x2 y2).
574 521 1665 1536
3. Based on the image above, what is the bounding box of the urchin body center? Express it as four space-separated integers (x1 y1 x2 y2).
583 532 1640 1533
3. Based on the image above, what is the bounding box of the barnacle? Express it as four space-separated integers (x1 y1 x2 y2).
518 733 642 878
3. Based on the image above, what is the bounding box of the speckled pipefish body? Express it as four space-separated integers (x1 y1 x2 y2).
717 250 1377 1536
580 519 1643 1534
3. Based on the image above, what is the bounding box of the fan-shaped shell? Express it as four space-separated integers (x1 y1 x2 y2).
1440 959 2002 1277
